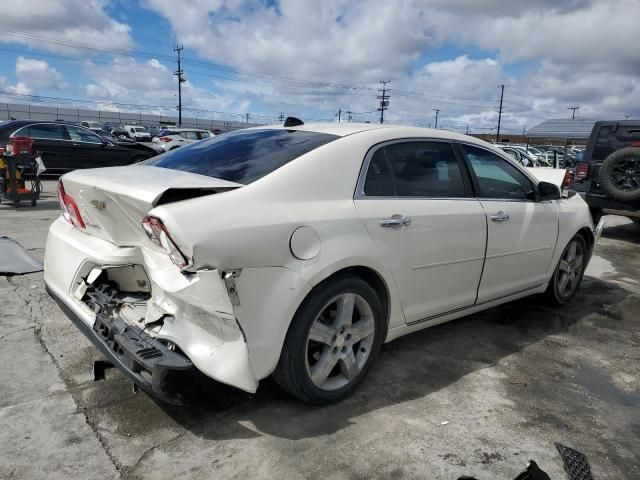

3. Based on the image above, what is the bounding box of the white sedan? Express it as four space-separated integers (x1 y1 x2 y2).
44 122 601 404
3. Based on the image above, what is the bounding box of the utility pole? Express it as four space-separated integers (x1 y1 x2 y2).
496 84 505 143
433 109 440 129
278 112 285 123
567 106 580 119
338 109 342 123
245 113 250 124
624 114 630 120
522 124 526 135
466 123 470 135
346 110 353 122
377 80 390 124
173 45 186 126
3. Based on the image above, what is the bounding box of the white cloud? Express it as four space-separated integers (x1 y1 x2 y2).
0 0 133 54
15 57 67 91
140 0 640 130
82 57 251 120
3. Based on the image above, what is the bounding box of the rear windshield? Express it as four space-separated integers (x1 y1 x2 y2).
145 128 339 184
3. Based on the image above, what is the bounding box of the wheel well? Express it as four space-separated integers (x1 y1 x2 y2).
315 266 390 328
577 226 594 253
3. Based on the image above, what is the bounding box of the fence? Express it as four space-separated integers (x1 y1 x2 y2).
0 102 259 131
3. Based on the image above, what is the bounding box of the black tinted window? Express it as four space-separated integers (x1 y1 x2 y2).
146 129 338 184
20 124 65 140
363 149 394 196
384 142 466 197
463 145 533 200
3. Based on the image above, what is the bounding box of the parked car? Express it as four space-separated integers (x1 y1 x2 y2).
80 121 106 131
498 146 538 167
44 123 600 405
152 128 213 153
0 120 156 174
568 120 640 226
123 125 152 142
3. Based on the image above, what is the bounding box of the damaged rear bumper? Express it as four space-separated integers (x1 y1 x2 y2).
44 218 260 399
46 283 193 404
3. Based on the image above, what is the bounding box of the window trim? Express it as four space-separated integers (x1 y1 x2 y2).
455 142 539 203
354 138 475 200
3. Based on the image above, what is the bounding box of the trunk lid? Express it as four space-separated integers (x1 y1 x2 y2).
61 165 241 245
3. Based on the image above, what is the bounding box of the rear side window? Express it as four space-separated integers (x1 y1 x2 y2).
146 129 339 185
593 124 640 160
362 142 466 197
363 149 394 196
16 124 65 140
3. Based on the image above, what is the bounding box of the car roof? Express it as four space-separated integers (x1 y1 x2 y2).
251 122 472 141
162 128 209 132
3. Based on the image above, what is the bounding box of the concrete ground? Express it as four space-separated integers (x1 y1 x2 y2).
1 180 639 479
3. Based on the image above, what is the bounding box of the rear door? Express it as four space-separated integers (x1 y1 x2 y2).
13 123 71 173
355 140 487 323
460 144 558 302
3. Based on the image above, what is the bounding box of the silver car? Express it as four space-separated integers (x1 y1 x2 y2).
152 128 213 153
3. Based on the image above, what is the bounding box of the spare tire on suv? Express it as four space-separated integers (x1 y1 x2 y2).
598 147 640 202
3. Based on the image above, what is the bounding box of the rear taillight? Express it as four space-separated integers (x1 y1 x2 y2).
57 180 85 229
562 170 574 188
159 136 172 142
575 162 589 180
141 216 190 269
632 141 640 147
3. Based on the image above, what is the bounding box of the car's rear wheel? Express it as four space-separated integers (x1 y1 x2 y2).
274 275 384 404
545 234 587 305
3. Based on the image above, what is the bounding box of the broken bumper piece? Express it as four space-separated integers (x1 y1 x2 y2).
46 283 193 405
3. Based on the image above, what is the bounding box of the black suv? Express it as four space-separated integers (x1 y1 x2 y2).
569 120 640 226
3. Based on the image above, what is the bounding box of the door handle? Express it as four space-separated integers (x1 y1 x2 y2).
490 211 510 222
380 214 412 228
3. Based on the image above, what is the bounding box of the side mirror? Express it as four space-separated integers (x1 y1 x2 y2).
536 181 561 201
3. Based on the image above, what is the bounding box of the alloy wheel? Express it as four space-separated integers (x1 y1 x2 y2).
610 158 640 192
557 239 585 298
305 293 376 391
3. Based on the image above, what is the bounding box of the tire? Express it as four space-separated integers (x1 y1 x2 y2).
273 275 385 404
545 234 587 305
598 147 640 202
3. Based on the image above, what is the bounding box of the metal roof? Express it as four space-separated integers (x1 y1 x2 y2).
527 118 597 139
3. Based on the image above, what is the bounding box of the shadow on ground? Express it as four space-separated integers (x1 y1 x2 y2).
140 276 633 442
602 221 640 245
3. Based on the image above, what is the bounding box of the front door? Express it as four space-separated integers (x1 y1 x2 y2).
460 144 559 302
64 125 129 169
355 140 487 324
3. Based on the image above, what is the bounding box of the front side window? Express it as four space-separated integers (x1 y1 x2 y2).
145 128 339 185
16 124 65 140
463 145 533 200
65 125 103 144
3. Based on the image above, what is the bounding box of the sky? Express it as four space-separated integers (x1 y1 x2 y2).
0 0 639 134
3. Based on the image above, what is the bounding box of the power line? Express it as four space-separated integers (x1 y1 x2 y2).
377 80 390 124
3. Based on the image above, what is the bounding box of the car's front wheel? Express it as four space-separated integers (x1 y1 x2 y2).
274 275 384 404
545 234 587 304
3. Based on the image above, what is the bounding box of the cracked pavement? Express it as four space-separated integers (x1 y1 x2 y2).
1 180 639 479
